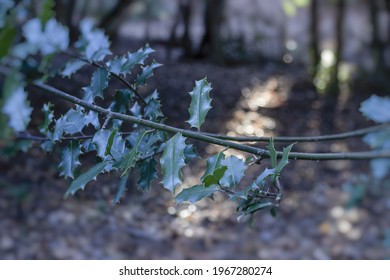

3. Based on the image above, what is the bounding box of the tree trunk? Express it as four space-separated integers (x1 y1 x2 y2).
309 0 320 77
197 0 226 63
369 0 386 72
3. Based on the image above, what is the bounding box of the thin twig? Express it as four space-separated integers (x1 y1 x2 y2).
30 81 390 161
204 123 390 143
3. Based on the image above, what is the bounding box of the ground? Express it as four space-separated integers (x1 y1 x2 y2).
1 41 390 259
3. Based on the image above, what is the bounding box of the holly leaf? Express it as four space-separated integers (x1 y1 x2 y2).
184 144 200 164
175 184 219 204
39 102 54 134
220 156 247 188
254 168 276 187
113 174 129 204
61 60 86 78
201 151 226 180
53 108 85 140
107 56 126 75
121 46 154 75
64 161 108 198
202 166 228 187
267 138 277 168
59 141 82 179
135 60 162 87
187 78 212 130
360 95 390 123
160 133 187 193
93 129 126 160
109 89 134 113
114 130 147 176
137 158 158 191
2 87 32 132
91 68 109 100
275 143 295 174
83 110 101 129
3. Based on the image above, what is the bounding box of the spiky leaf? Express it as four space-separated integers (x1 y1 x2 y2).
201 151 226 180
137 158 158 191
59 141 82 179
184 144 200 164
254 168 276 187
93 129 126 160
121 46 154 75
61 60 86 78
220 156 247 187
64 161 108 198
135 61 162 87
39 103 54 134
160 133 187 193
113 174 129 204
91 68 109 100
275 143 295 174
187 78 212 130
203 166 228 187
267 138 277 168
175 184 219 204
115 130 147 176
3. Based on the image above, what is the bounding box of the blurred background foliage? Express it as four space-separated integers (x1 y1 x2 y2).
49 0 390 94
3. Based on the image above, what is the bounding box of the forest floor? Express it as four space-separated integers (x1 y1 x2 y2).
1 41 390 259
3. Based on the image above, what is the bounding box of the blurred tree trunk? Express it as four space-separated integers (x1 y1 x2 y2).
98 0 134 38
309 0 320 77
168 0 193 57
55 0 77 41
197 0 226 63
328 0 345 95
368 0 386 72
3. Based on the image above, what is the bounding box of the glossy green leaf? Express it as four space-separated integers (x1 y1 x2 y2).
144 93 164 121
115 130 147 176
110 89 134 113
160 133 187 193
121 46 154 75
53 108 85 140
203 166 228 187
275 143 295 174
187 78 213 130
137 158 158 191
61 60 87 78
93 129 126 160
107 56 126 75
135 60 162 87
220 156 247 187
64 161 108 198
113 174 129 204
267 138 277 168
59 141 82 179
83 110 101 129
201 151 225 180
39 103 54 134
254 168 276 187
183 144 200 164
91 68 109 100
244 202 274 215
175 184 219 204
